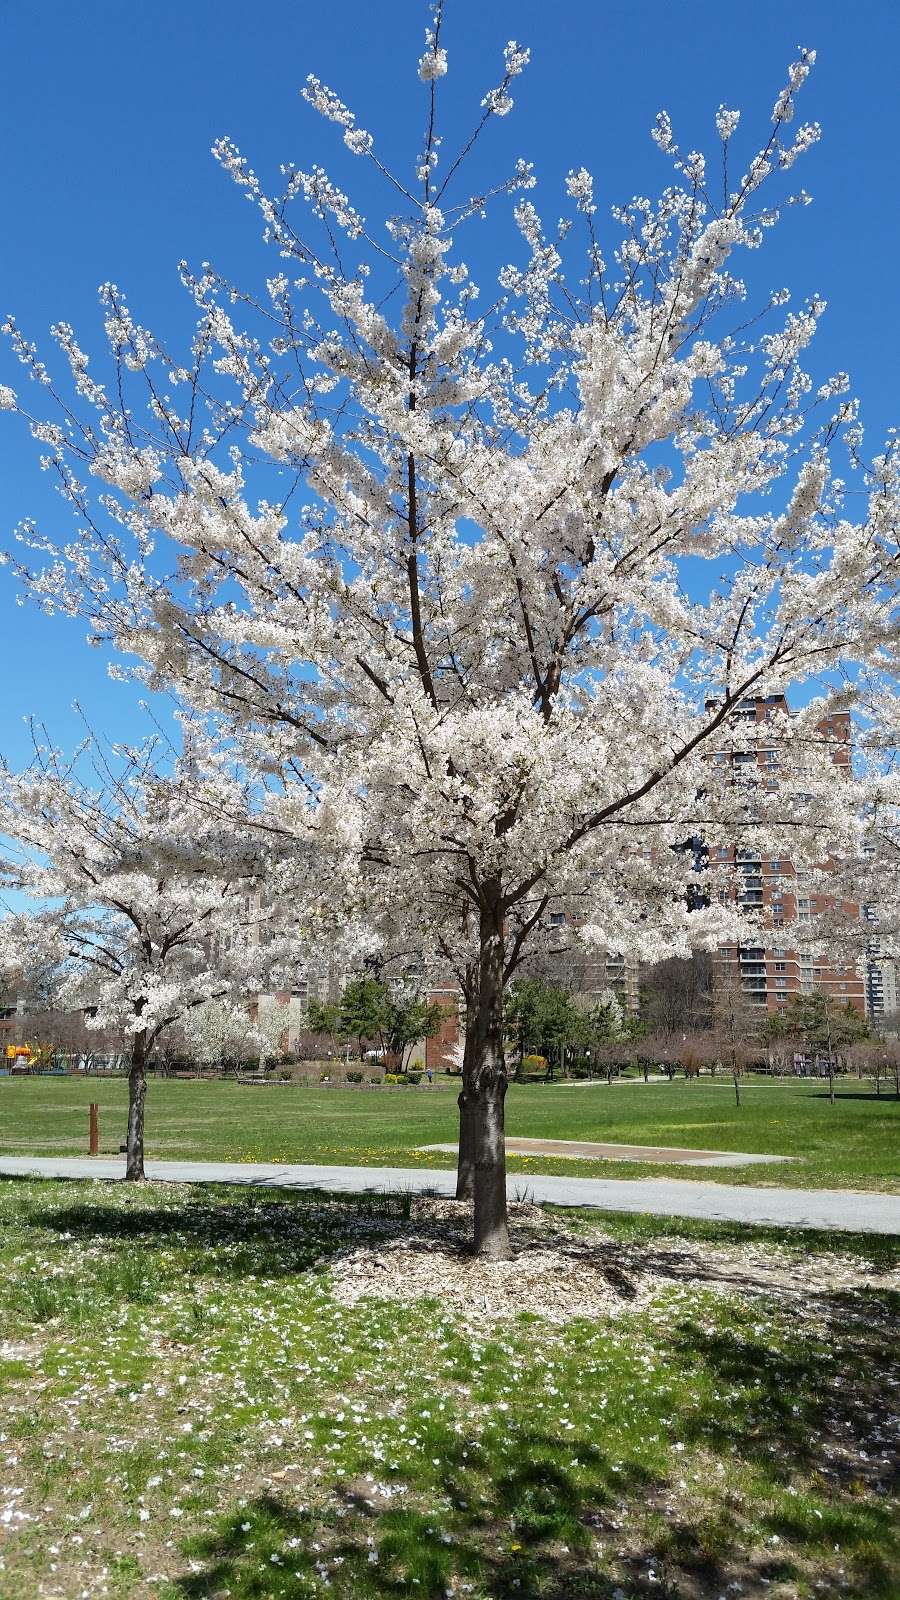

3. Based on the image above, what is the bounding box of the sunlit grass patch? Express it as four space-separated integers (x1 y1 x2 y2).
3 1072 900 1190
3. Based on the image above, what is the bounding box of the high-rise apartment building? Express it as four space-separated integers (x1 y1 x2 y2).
709 694 865 1015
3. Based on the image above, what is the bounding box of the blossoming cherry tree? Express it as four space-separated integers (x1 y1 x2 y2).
2 7 898 1252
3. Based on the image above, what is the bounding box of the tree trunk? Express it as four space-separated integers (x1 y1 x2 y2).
455 997 476 1200
472 1075 509 1259
456 1087 476 1200
125 1032 148 1181
733 1069 741 1109
466 881 511 1260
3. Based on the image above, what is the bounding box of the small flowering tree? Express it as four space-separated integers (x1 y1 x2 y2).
707 968 764 1108
2 7 898 1253
0 734 276 1177
179 996 285 1073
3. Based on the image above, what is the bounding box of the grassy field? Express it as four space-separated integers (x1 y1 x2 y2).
1 1073 899 1190
0 1177 897 1599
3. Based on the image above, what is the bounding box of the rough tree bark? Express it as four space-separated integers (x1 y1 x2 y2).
471 1071 509 1258
467 881 511 1260
125 1030 149 1181
455 1015 477 1200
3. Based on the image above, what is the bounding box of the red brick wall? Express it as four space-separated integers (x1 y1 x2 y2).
426 987 461 1072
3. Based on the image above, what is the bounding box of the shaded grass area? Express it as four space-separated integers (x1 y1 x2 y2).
0 1178 897 1599
2 1073 899 1190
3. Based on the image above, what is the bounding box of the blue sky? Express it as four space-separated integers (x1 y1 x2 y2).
0 0 898 767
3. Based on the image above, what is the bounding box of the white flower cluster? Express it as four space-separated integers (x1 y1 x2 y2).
715 105 741 142
565 167 595 215
302 74 373 157
651 110 675 154
772 46 816 124
503 40 530 77
481 40 530 117
779 121 821 169
418 25 448 82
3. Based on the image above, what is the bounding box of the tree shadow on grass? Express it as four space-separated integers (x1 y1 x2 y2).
663 1284 900 1596
29 1190 416 1279
669 1284 900 1488
171 1432 673 1600
808 1090 900 1102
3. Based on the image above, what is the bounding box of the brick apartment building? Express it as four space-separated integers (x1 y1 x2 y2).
709 693 865 1016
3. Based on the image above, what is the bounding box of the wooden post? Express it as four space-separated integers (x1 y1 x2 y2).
89 1102 99 1157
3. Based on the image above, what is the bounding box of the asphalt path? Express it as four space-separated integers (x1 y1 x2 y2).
1 1155 898 1233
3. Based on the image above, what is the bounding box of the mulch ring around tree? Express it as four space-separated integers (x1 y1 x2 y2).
324 1197 896 1326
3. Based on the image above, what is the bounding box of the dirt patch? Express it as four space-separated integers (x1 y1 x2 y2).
420 1137 794 1166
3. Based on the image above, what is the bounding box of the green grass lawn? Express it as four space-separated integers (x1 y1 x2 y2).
1 1073 898 1190
0 1178 896 1599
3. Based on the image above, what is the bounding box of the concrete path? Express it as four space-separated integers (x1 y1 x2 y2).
1 1155 898 1234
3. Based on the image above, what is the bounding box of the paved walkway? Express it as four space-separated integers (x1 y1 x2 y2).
1 1155 898 1233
